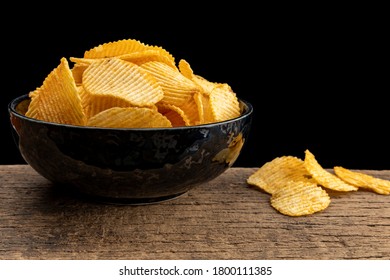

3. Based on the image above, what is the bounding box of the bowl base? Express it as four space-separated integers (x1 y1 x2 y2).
80 191 188 205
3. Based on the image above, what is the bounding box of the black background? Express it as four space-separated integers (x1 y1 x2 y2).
2 4 388 169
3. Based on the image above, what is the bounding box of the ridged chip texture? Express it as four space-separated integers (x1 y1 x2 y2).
86 107 172 128
157 103 190 127
140 61 200 107
24 38 243 129
82 58 164 107
304 149 358 192
78 86 133 119
247 156 315 195
270 181 331 216
209 83 241 122
334 166 390 195
178 59 194 79
25 57 86 126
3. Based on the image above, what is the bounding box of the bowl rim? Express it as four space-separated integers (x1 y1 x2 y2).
8 94 253 131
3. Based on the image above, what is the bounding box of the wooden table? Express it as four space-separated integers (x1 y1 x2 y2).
1 165 389 260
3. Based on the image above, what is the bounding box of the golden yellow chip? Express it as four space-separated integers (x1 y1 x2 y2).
192 74 216 96
179 93 201 126
69 57 97 65
334 166 390 195
79 86 133 119
209 83 241 122
140 61 200 107
119 50 176 69
270 180 331 216
86 107 172 128
178 59 194 79
84 39 146 58
247 156 315 195
71 63 88 86
25 57 86 126
83 38 175 66
82 58 164 107
157 103 190 127
24 38 242 129
303 149 358 192
194 92 215 124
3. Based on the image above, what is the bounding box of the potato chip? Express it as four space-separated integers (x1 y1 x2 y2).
83 39 175 66
78 86 133 119
209 83 241 122
84 39 145 58
71 63 88 86
24 38 243 129
69 56 97 65
178 58 195 80
303 149 358 192
247 156 315 195
270 180 331 216
194 92 215 124
72 49 177 69
179 93 201 125
25 57 86 126
86 107 172 128
82 58 164 107
192 74 216 96
140 61 200 107
334 166 390 195
157 103 190 127
119 50 176 69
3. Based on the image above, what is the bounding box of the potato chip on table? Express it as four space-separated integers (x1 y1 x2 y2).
303 149 358 192
334 166 390 195
270 180 331 216
247 156 315 195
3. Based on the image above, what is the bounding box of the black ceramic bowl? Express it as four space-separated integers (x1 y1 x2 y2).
8 94 253 204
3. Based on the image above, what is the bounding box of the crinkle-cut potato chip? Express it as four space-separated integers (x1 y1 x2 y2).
71 49 177 70
83 38 175 67
178 59 194 80
270 180 331 216
247 156 315 195
303 149 358 192
195 92 215 124
209 83 241 122
119 50 177 69
192 74 218 96
334 166 390 195
179 93 201 126
25 57 86 126
82 58 164 107
84 39 146 58
86 107 172 128
24 37 243 129
140 61 200 107
69 56 98 66
71 63 88 86
78 86 133 119
157 103 190 127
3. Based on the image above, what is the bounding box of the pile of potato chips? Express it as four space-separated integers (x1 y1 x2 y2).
25 39 241 128
247 149 390 216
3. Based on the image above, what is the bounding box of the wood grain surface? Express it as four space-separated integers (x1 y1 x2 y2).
1 165 389 260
